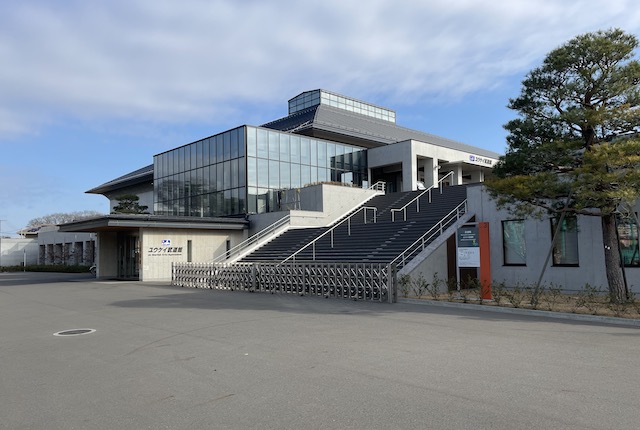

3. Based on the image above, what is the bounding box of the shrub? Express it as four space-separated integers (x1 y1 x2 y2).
0 265 91 273
411 274 429 299
398 274 411 298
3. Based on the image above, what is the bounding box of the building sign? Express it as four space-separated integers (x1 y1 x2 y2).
457 226 480 267
148 242 183 257
468 155 494 166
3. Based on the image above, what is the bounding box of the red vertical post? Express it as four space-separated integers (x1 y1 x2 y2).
479 222 492 300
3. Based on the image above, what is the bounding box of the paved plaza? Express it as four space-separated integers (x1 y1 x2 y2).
1 272 639 429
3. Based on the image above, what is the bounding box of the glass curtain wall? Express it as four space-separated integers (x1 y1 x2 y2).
245 126 367 214
154 126 367 217
154 126 246 217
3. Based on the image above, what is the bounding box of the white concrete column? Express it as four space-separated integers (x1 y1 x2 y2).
452 164 463 185
421 157 436 188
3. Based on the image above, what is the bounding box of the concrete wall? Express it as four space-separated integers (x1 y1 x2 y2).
37 226 96 265
467 184 640 293
368 140 497 192
0 238 38 267
249 183 380 231
105 183 154 214
140 229 247 282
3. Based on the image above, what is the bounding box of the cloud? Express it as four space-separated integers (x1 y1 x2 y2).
1 0 639 138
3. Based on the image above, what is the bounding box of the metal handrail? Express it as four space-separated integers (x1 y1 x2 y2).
368 181 386 192
211 214 291 263
389 200 467 269
218 185 384 263
391 171 455 222
280 205 378 264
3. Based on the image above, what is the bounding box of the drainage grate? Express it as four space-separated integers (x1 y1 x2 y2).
54 329 96 337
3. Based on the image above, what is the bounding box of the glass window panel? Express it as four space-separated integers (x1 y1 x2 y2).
317 141 327 167
191 170 199 195
290 135 300 163
551 217 579 266
202 193 211 217
300 138 310 165
279 133 290 163
209 164 217 191
257 158 269 188
202 138 210 166
175 173 182 200
216 135 224 163
197 168 204 193
256 188 268 214
231 158 239 189
209 137 217 164
172 150 177 173
318 167 328 183
247 187 258 214
238 156 246 187
216 162 224 191
310 166 318 184
269 159 279 188
290 164 301 188
310 140 317 166
237 187 246 214
300 164 310 187
247 157 257 187
223 160 231 190
237 127 246 158
223 132 231 161
502 220 526 265
231 188 239 214
247 127 256 157
202 166 210 194
195 141 202 168
224 189 232 215
268 131 280 160
327 142 336 162
280 161 291 189
257 128 268 158
231 129 239 159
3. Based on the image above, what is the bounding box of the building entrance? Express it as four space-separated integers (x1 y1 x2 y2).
117 233 140 280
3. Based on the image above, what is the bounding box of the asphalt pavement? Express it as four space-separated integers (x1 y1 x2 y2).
1 272 639 430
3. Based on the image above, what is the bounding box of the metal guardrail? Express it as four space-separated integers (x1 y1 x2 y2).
172 261 397 303
211 214 291 263
368 181 386 192
390 200 467 269
391 171 455 222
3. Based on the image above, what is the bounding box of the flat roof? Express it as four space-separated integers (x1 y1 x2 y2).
58 214 248 233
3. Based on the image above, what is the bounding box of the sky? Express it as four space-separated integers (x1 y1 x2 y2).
1 0 639 236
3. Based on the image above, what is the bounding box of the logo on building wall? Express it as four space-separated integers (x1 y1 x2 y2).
148 240 183 256
468 155 494 166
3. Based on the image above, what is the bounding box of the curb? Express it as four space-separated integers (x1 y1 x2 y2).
398 298 640 328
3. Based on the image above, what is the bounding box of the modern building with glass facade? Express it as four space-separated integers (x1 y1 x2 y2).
153 125 368 218
61 89 503 281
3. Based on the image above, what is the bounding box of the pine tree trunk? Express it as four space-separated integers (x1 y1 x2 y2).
601 214 627 303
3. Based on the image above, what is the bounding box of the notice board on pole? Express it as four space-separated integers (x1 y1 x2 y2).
457 226 480 267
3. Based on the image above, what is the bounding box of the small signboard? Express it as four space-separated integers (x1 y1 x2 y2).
457 226 480 267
